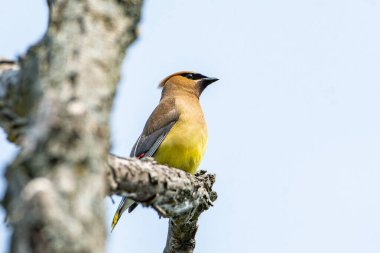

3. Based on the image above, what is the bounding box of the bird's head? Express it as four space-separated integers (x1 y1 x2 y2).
159 71 218 98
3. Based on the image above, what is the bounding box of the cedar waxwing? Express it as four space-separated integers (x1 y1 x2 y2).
111 71 218 231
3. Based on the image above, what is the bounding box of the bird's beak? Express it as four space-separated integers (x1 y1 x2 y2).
202 77 219 86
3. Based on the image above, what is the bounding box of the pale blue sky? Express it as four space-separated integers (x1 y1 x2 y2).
1 0 380 252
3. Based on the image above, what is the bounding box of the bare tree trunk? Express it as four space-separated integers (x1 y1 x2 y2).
1 1 143 252
0 1 217 253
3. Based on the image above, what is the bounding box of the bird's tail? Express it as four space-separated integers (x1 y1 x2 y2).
111 197 135 231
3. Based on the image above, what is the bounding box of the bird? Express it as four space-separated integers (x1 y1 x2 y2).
111 71 218 231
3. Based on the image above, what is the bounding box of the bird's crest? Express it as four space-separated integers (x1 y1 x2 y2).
158 71 194 88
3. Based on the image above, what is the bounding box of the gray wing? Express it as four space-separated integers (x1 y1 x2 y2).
130 121 176 157
117 99 178 216
130 97 178 158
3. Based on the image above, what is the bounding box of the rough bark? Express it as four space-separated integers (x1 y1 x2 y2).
1 1 143 253
107 155 217 253
107 155 216 216
0 59 25 143
0 1 217 252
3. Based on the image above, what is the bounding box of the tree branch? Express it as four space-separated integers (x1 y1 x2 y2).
107 155 216 217
107 155 217 252
0 59 26 143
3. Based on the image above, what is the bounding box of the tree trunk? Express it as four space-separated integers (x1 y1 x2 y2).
2 1 143 252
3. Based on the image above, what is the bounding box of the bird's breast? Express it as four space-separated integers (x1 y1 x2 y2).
153 116 208 174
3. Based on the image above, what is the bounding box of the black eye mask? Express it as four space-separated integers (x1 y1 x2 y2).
181 73 207 80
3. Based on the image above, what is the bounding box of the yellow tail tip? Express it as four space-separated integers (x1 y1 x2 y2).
110 212 120 232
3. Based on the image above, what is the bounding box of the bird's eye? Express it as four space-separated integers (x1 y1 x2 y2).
186 74 194 79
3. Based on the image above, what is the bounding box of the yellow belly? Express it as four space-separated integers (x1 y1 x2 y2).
153 120 208 174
